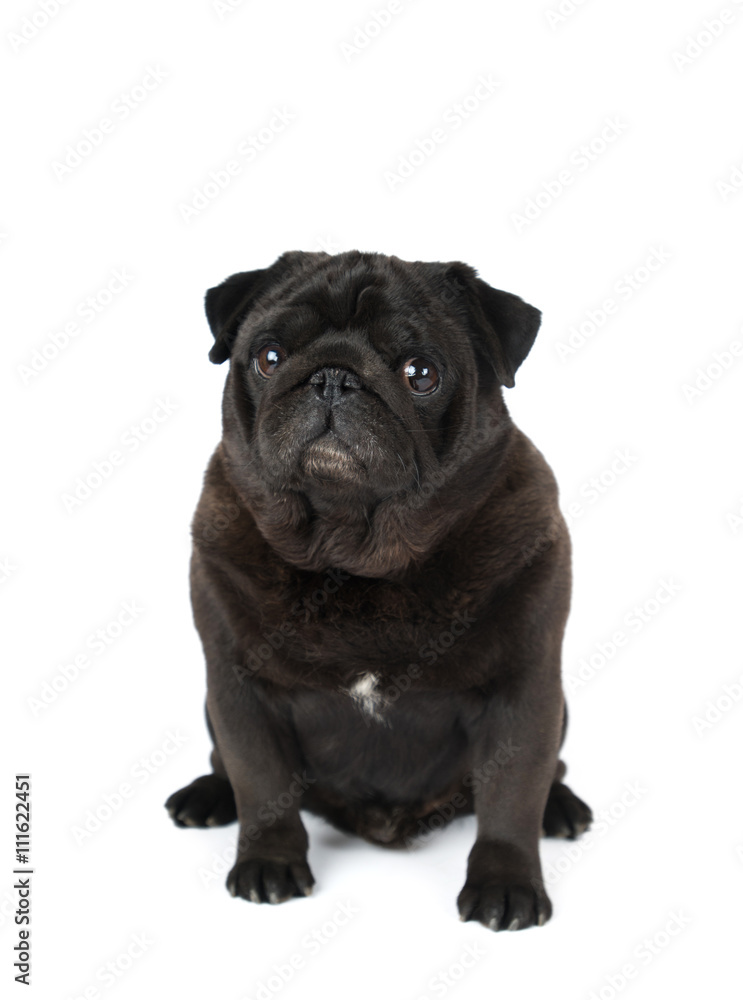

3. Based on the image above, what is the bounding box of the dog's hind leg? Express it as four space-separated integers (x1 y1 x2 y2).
542 706 592 839
164 703 237 828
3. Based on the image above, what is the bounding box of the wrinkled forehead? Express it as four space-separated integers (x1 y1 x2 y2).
236 256 469 362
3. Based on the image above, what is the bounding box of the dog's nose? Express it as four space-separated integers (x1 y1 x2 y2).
309 367 362 404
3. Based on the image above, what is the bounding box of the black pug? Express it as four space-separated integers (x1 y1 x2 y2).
165 250 592 931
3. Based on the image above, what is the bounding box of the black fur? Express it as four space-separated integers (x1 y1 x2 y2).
165 251 591 930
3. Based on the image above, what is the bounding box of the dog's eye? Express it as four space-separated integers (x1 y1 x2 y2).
403 357 439 395
255 343 287 378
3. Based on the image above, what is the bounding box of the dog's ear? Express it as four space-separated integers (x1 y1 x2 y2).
444 263 541 388
205 252 316 364
205 268 274 364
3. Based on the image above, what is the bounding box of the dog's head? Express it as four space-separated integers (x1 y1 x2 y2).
204 250 540 577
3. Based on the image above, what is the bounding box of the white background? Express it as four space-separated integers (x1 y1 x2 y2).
3 1 742 998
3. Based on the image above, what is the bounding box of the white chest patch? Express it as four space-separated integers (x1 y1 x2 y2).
347 672 386 723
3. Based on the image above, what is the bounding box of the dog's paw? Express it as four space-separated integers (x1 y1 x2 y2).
165 774 237 828
457 877 552 931
227 857 315 904
542 781 592 839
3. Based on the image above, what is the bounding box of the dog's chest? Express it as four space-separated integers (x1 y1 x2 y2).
247 570 491 700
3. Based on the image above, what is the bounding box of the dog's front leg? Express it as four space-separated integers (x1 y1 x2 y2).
457 672 563 931
207 678 315 905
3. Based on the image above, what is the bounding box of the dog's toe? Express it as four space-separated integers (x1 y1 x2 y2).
227 857 314 904
457 878 551 931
